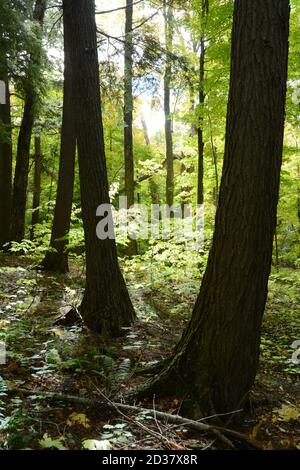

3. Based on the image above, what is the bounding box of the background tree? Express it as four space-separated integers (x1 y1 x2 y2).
65 0 135 336
11 0 47 242
164 0 174 207
197 0 209 206
0 78 13 248
124 0 138 255
0 1 28 248
30 135 42 239
41 0 76 273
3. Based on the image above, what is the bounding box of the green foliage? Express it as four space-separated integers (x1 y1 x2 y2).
260 269 300 376
0 377 8 421
100 423 134 445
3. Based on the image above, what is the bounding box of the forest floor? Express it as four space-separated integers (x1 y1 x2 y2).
0 254 299 450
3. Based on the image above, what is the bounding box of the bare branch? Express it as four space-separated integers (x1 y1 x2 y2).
95 0 144 16
13 388 263 450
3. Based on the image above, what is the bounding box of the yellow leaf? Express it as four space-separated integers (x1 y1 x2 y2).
281 437 297 449
39 433 67 450
274 404 300 422
67 412 91 429
82 439 112 450
250 421 262 439
264 441 274 450
53 328 62 337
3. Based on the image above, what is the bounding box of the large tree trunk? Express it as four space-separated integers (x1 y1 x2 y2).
10 0 46 242
30 135 42 239
64 0 135 336
143 0 290 417
0 79 13 248
164 1 174 207
124 0 137 255
42 3 76 273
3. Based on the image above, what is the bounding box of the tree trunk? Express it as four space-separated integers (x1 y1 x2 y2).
0 79 13 248
141 117 160 206
208 113 219 207
10 0 46 242
143 0 290 417
197 0 208 207
164 1 174 207
42 3 76 273
124 0 137 255
124 0 134 209
297 163 300 230
30 135 42 239
64 0 135 336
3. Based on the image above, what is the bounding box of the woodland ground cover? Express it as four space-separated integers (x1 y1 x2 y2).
0 251 299 450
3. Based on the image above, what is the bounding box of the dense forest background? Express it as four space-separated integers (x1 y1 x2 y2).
0 0 299 452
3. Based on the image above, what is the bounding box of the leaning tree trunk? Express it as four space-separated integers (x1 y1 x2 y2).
42 2 76 273
124 0 137 256
164 0 174 207
0 78 13 248
11 0 46 242
143 0 290 417
64 0 135 336
30 135 42 239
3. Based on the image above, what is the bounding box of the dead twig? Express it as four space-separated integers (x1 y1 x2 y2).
13 388 263 449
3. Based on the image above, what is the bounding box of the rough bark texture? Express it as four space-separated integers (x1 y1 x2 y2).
11 0 46 242
42 4 76 273
124 0 137 255
30 135 42 239
144 0 290 416
164 1 174 207
65 0 135 336
0 79 13 248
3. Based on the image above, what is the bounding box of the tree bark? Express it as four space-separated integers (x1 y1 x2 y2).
124 0 137 255
164 0 174 207
143 0 290 416
30 135 42 239
42 3 76 273
124 0 134 209
65 0 135 336
10 0 46 242
197 0 209 206
0 78 13 248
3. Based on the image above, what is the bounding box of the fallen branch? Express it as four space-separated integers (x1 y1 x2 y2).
92 384 185 450
13 388 263 449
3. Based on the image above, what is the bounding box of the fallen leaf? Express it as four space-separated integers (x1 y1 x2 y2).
82 439 112 450
274 404 300 422
39 433 67 450
67 412 91 428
